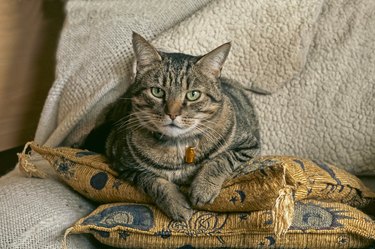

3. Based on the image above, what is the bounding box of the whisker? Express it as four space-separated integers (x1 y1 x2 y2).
117 113 163 134
198 121 226 139
115 110 159 127
195 127 222 151
196 123 226 149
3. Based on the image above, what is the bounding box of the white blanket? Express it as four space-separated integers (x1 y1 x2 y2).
36 0 375 175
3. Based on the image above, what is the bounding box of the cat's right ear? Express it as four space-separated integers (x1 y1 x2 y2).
132 32 161 72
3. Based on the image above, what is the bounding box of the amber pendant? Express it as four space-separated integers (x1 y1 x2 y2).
185 147 196 164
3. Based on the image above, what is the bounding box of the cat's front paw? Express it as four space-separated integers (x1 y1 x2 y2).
189 175 224 207
157 189 193 221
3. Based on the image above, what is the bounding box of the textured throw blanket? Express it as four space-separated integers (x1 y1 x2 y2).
35 0 375 176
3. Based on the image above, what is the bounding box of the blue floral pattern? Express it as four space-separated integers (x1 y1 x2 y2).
55 158 76 179
291 202 353 230
82 204 154 231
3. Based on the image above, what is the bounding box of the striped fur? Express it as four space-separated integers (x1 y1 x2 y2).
84 33 260 221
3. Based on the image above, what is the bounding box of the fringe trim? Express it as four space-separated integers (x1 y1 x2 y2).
17 141 47 178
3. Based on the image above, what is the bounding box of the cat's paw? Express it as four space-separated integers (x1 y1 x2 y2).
162 197 193 221
189 176 224 207
157 190 193 221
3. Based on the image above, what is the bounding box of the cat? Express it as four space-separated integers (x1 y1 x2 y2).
83 32 260 221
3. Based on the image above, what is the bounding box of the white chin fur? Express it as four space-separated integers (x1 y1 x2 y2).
161 126 189 137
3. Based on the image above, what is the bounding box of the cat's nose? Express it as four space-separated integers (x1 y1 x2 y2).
168 113 178 120
166 101 182 120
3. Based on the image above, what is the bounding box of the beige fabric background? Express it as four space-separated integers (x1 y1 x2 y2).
36 0 375 175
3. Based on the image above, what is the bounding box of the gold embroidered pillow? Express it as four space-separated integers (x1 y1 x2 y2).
25 142 375 212
63 200 375 249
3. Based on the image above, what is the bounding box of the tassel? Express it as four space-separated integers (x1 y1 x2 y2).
17 141 47 178
272 164 295 238
273 186 295 238
62 227 74 249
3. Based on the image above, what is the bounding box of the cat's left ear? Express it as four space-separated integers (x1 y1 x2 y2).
195 42 231 80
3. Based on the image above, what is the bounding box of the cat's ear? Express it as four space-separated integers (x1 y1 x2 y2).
132 32 161 71
196 42 231 79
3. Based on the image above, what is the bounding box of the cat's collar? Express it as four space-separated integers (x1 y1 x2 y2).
151 131 198 164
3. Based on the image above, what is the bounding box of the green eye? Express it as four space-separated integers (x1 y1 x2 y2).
186 90 201 101
151 87 165 98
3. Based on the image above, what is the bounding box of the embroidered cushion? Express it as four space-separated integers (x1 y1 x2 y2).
19 142 375 248
26 142 375 213
63 200 375 249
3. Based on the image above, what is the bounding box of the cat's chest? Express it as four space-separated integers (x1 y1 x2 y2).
132 133 203 165
129 133 203 183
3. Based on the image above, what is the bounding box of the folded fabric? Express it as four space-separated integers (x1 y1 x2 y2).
0 169 97 249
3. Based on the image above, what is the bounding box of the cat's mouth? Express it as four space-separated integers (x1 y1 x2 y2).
160 123 191 137
166 123 181 128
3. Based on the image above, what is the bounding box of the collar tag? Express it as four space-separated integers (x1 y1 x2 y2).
185 147 195 164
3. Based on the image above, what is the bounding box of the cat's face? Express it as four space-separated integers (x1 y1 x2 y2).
129 33 231 138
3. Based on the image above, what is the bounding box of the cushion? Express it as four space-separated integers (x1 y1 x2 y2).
25 142 375 213
63 200 375 249
19 142 375 248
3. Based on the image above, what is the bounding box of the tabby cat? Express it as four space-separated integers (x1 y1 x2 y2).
84 32 260 221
